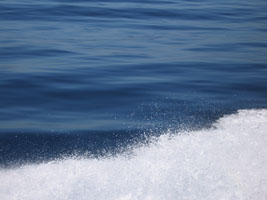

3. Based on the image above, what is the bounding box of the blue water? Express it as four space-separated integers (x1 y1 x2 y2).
0 0 267 167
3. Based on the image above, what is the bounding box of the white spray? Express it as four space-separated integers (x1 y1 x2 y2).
0 109 267 200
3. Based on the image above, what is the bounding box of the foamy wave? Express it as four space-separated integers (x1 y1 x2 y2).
1 109 267 200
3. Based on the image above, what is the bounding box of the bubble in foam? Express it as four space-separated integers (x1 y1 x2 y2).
0 109 267 200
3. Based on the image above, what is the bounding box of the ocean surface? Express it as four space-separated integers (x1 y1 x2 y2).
0 0 267 199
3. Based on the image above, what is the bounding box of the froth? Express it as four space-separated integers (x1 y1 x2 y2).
0 109 267 200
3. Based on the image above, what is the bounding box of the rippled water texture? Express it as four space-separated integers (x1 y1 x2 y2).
1 0 267 199
1 0 267 132
1 0 267 189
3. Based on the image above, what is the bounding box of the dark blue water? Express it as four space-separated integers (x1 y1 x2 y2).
0 0 267 166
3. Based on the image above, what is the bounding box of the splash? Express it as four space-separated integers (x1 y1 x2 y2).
0 109 267 200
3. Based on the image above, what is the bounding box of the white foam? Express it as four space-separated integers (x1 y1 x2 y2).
1 109 267 200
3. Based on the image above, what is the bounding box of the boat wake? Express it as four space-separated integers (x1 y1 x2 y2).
1 109 267 200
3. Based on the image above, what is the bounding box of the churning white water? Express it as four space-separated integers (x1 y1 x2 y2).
0 109 267 200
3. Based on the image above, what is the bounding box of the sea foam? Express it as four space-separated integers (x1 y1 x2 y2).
0 109 267 200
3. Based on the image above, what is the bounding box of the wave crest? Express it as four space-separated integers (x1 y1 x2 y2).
1 109 267 200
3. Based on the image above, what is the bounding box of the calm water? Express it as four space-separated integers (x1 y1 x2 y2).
0 0 267 198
